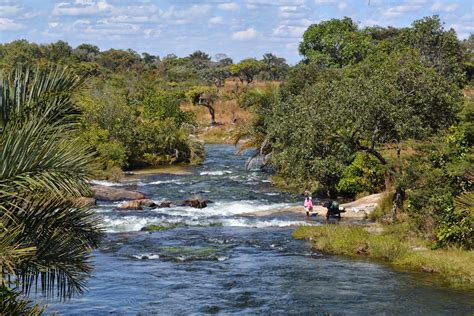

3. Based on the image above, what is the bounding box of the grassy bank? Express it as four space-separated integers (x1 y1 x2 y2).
293 224 474 289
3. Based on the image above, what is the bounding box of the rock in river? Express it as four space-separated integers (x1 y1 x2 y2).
118 199 162 210
118 200 143 210
178 198 211 209
93 185 145 201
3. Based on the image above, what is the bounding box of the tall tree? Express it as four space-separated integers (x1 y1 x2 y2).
230 58 265 84
299 17 373 67
397 16 465 86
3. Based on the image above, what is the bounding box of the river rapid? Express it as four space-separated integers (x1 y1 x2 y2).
46 145 474 315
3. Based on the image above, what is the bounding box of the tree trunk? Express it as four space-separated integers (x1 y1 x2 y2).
202 104 216 125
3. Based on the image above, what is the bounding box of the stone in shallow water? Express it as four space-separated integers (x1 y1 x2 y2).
93 185 145 201
178 198 212 208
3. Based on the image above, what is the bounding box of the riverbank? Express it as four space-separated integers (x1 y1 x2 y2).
293 223 474 290
245 193 382 218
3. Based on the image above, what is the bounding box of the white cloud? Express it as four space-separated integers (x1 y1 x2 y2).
161 5 210 20
0 4 22 17
0 17 24 31
48 22 59 28
231 27 258 40
144 28 161 38
338 2 347 10
383 2 426 18
272 24 307 37
315 0 347 10
209 16 224 24
218 2 240 11
431 1 459 13
245 0 305 6
53 0 113 16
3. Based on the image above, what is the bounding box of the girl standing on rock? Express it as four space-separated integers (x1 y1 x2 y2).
304 196 313 217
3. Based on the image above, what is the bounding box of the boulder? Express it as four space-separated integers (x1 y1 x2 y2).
75 197 96 207
118 200 143 210
117 199 160 210
137 199 157 208
92 185 145 201
178 198 211 209
157 201 171 208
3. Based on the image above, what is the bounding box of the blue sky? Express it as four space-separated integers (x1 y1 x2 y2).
0 0 472 63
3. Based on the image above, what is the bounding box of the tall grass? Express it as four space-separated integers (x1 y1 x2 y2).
294 224 474 289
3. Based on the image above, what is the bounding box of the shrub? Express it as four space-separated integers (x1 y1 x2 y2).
336 152 386 196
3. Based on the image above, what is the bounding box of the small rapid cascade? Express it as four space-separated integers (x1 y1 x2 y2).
46 145 474 315
93 145 309 233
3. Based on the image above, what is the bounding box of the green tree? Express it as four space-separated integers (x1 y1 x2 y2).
143 90 193 126
0 67 103 311
230 58 265 84
199 66 230 87
299 17 373 67
73 43 100 62
397 16 465 86
260 53 289 80
186 86 219 125
268 50 462 195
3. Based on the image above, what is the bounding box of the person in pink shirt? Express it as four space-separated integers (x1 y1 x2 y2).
304 196 313 216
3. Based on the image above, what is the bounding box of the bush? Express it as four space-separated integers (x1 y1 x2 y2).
97 141 127 168
370 191 394 222
336 152 386 196
143 90 194 127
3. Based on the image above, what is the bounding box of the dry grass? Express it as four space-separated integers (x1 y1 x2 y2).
181 78 271 144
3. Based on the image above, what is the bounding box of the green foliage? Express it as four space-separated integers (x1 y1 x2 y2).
370 192 395 222
143 90 194 126
337 153 386 195
136 119 204 166
397 16 465 86
97 141 127 168
199 66 230 87
299 17 373 67
230 58 265 84
0 67 103 311
260 53 289 80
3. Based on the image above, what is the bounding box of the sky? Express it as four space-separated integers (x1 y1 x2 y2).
0 0 472 64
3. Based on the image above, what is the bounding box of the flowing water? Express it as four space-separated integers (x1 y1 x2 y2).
46 145 474 315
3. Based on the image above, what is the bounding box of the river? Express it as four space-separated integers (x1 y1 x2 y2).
46 145 474 315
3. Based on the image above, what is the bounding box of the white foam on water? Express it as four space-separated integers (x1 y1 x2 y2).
220 218 314 228
152 201 295 218
132 253 160 260
199 170 233 176
103 216 149 232
149 179 184 185
90 180 127 187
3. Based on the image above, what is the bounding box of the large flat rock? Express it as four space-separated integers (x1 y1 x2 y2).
92 185 145 201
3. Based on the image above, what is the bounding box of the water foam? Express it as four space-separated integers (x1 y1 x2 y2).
220 218 314 228
90 180 126 187
199 170 233 176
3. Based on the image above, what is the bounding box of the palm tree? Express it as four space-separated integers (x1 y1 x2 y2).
0 67 103 312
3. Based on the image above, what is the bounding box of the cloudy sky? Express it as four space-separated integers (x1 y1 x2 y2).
0 0 472 63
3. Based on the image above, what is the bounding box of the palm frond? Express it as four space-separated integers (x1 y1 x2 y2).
0 66 85 129
0 66 103 306
454 191 474 217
